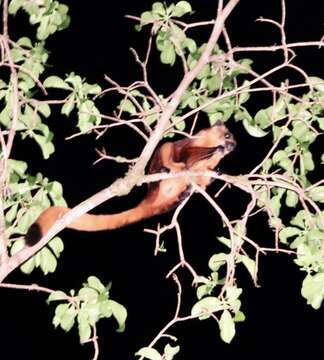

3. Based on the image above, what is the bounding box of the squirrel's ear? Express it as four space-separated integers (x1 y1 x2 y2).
215 119 223 126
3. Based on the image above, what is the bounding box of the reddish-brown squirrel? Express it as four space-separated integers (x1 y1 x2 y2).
25 121 236 246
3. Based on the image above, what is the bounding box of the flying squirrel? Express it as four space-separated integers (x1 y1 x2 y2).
25 120 236 246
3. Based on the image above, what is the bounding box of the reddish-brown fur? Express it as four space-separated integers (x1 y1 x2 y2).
25 121 236 246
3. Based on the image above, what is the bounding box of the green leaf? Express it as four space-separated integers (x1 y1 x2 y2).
234 311 245 322
182 38 197 53
0 79 7 90
84 83 101 95
302 151 315 171
285 190 299 208
48 237 64 257
272 150 292 171
61 96 75 116
242 118 268 137
160 44 176 65
87 276 106 293
197 64 210 80
8 0 24 14
301 273 324 309
17 210 35 234
164 344 180 359
292 121 313 143
238 91 250 105
135 347 162 360
44 76 71 90
141 11 156 24
58 306 77 331
65 73 82 90
9 159 28 177
78 101 95 132
145 112 158 125
191 296 223 319
254 109 271 129
99 301 113 317
79 321 92 343
237 58 253 74
78 287 98 302
20 256 36 274
48 291 68 302
48 180 64 198
157 34 171 52
33 133 55 159
208 253 227 271
308 186 324 203
208 112 223 125
291 210 308 229
84 303 101 325
307 229 324 242
269 194 282 217
10 239 25 256
279 226 301 244
40 247 57 274
174 118 185 131
206 75 221 92
37 18 51 40
5 204 18 223
172 1 192 17
262 158 272 173
108 300 127 332
53 303 69 327
152 2 165 15
181 92 197 109
38 103 51 118
308 76 324 92
219 310 235 343
17 37 33 48
216 236 231 248
197 284 213 300
170 23 185 43
226 286 242 302
119 99 136 114
316 117 324 131
239 255 256 280
0 105 12 127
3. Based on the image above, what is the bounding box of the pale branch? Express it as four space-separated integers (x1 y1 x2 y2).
0 281 73 300
231 40 324 54
83 326 100 360
144 186 202 281
94 147 138 165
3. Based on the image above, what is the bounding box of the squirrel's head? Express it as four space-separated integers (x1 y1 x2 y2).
194 120 236 154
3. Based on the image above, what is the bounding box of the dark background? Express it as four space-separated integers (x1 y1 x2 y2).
2 1 324 359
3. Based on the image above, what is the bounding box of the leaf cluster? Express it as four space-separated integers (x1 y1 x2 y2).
48 276 127 343
1 0 324 358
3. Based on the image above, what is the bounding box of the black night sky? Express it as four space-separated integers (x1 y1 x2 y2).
2 1 324 359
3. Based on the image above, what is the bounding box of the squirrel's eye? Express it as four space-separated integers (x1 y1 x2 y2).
224 132 232 139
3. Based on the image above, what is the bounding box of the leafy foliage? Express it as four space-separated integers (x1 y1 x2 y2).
48 276 127 342
136 344 180 360
44 73 102 132
0 0 324 358
9 0 70 40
